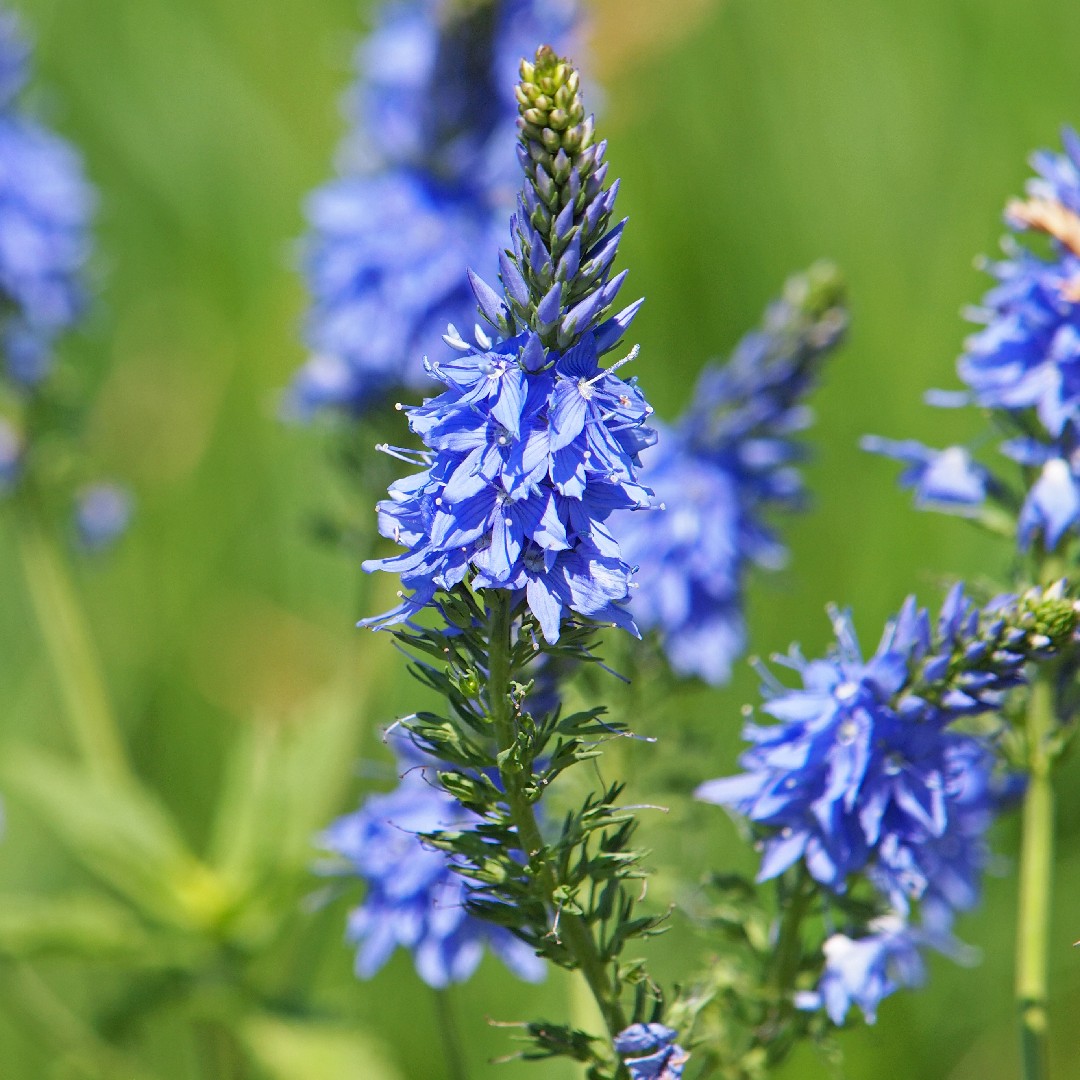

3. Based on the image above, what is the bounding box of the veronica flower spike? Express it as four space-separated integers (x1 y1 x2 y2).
363 43 655 642
622 262 847 684
867 129 1080 555
0 8 133 792
697 583 1079 1027
351 47 682 1078
0 8 92 391
291 0 579 418
0 9 130 546
863 130 1080 1078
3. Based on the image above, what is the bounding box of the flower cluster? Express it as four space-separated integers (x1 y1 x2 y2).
620 263 846 683
868 128 1080 552
319 734 544 988
613 1023 690 1080
0 9 93 389
291 0 579 418
698 583 1077 1021
363 46 654 640
697 584 1069 892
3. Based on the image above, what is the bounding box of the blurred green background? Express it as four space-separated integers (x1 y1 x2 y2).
3 0 1080 1076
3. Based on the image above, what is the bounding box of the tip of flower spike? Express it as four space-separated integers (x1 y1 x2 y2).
516 46 590 157
782 260 848 341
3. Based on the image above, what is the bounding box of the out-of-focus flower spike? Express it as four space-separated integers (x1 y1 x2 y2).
620 262 847 684
292 1 581 418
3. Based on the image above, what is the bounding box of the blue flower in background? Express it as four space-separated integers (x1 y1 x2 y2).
869 128 1080 552
320 736 545 988
614 1023 690 1080
0 9 93 389
795 916 926 1025
292 0 579 418
860 437 989 513
620 264 846 684
960 129 1080 438
74 482 133 552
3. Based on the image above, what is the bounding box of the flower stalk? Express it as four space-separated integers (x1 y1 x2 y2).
486 592 628 1058
1015 660 1055 1080
15 498 132 788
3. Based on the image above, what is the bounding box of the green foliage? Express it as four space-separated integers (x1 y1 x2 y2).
394 590 664 1075
5 0 1080 1077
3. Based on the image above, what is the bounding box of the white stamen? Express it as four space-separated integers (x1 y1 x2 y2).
584 343 640 387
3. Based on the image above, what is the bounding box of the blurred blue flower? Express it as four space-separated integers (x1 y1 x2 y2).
320 737 545 988
960 130 1080 439
620 265 846 684
0 9 93 388
795 915 926 1025
870 128 1080 551
0 416 21 492
614 1023 690 1080
74 483 133 552
363 47 655 640
696 586 1034 894
860 437 989 513
292 0 579 418
1012 448 1080 550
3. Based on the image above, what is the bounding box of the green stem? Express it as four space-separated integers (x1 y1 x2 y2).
15 501 133 788
432 989 468 1080
761 869 811 1066
486 593 628 1061
1016 662 1057 1080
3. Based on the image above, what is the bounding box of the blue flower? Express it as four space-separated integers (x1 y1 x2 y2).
74 483 133 552
959 129 1080 439
613 1023 690 1080
696 586 1041 894
291 0 579 417
860 437 989 513
0 10 93 388
620 265 846 684
320 736 545 988
870 128 1080 551
866 737 1015 921
795 916 926 1025
363 47 655 640
1022 457 1080 547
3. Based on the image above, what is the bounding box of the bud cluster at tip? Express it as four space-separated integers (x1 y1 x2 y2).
909 580 1080 710
515 46 592 158
496 46 626 350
